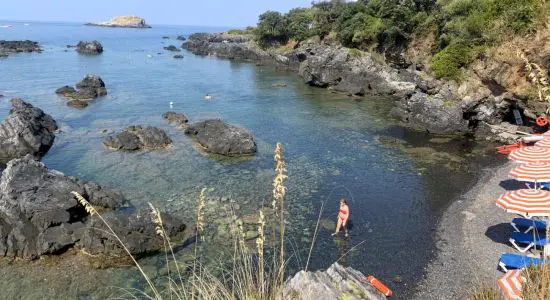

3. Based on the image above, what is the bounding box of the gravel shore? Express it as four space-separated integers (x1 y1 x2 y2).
413 162 518 299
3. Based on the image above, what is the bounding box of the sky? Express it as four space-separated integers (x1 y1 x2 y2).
0 0 315 28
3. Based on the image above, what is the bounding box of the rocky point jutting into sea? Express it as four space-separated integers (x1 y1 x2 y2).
86 16 151 28
182 32 544 144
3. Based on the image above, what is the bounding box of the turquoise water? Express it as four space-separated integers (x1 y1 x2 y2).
0 21 502 298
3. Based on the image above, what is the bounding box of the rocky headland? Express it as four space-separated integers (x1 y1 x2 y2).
181 32 542 143
0 99 57 164
0 40 42 57
86 16 151 28
103 126 172 151
56 74 108 107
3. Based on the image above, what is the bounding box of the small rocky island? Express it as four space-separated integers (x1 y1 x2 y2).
76 40 103 55
0 40 42 57
56 74 108 108
86 16 151 28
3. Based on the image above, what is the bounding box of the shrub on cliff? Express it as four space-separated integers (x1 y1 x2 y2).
256 11 289 46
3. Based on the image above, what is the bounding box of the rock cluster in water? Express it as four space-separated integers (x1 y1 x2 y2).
0 40 42 57
0 155 190 262
86 16 151 28
56 74 108 107
284 263 385 300
103 126 172 151
76 40 103 55
184 119 257 156
164 45 180 52
0 98 58 163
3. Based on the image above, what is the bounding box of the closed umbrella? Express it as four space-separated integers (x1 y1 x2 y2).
497 269 525 300
509 146 550 164
495 189 550 217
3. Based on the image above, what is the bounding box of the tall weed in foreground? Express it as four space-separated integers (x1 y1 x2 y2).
70 143 292 300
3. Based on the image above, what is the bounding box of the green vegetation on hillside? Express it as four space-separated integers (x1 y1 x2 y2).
241 0 548 80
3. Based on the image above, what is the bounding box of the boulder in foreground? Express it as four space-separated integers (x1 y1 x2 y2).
86 16 151 28
0 155 190 263
103 125 172 151
0 98 57 163
284 263 386 300
184 119 257 156
76 40 103 55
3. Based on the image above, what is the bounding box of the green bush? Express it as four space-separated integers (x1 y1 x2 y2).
286 8 315 41
227 27 256 35
256 11 289 46
430 41 482 80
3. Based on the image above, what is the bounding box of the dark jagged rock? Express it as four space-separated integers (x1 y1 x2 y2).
173 54 184 59
164 45 180 52
0 40 42 56
163 112 188 128
284 263 385 300
0 99 58 163
162 36 169 39
176 35 186 41
57 75 107 105
103 126 172 151
76 40 103 55
0 155 190 262
183 119 256 156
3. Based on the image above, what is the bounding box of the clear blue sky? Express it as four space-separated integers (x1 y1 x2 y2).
0 0 314 27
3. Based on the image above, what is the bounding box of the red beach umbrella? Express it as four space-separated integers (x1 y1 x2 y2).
535 139 550 148
509 162 550 183
497 269 525 300
496 189 550 217
509 146 550 164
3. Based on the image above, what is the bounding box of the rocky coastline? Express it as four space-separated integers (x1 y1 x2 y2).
182 32 540 143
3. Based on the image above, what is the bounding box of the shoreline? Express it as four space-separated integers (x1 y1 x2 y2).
413 161 513 299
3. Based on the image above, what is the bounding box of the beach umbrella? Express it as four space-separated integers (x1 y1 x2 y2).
509 162 550 183
497 269 525 300
495 189 550 217
536 139 550 148
509 146 550 164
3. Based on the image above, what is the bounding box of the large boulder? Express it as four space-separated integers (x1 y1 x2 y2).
76 40 103 55
183 119 257 156
56 75 108 105
0 155 190 262
284 263 385 300
103 126 172 151
0 99 58 163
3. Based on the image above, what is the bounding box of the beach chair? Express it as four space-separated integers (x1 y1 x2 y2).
511 217 547 233
509 232 548 253
498 253 543 272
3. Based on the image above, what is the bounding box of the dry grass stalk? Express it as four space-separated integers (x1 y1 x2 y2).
469 285 502 300
518 50 550 104
257 210 266 296
273 142 287 289
522 263 550 299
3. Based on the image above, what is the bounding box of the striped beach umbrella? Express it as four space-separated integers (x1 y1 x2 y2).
509 162 550 183
536 139 550 148
497 269 525 300
496 189 550 217
509 146 550 164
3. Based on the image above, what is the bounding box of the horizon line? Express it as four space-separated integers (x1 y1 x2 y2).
0 18 251 29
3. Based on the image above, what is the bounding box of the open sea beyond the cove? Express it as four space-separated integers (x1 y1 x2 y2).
0 21 503 299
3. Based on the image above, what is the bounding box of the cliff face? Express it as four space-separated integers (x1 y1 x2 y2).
86 16 151 28
182 32 548 142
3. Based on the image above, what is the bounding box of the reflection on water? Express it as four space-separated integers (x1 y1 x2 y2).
0 21 503 298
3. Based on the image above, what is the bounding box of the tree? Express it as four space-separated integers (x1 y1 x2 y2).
286 8 315 41
256 11 288 46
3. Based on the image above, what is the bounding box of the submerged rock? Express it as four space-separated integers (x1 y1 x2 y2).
56 74 107 105
284 263 385 300
0 98 58 163
184 119 257 156
0 40 42 56
103 126 172 151
164 45 180 52
162 111 188 128
76 40 103 55
0 155 190 262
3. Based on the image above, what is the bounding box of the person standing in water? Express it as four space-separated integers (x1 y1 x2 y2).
332 197 349 237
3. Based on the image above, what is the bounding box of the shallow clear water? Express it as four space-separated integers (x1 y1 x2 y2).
0 21 503 299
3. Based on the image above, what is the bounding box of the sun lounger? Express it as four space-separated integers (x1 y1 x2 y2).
509 232 548 253
498 253 543 272
511 217 547 233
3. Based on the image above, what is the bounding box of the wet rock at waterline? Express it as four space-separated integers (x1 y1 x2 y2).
0 99 58 163
0 155 190 263
183 119 257 156
162 111 188 128
176 35 186 41
163 45 180 52
0 40 42 57
56 74 107 105
173 54 184 59
284 263 385 300
103 126 172 151
76 40 103 55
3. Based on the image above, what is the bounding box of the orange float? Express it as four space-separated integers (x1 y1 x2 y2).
366 275 393 297
536 116 548 127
